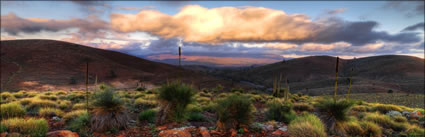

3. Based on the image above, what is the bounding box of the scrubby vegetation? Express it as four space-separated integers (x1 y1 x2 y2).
216 94 255 130
0 83 423 136
156 81 195 124
90 84 129 132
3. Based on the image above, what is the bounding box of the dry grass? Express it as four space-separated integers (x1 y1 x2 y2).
333 93 424 108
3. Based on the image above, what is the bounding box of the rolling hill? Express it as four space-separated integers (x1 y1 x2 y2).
217 55 424 94
0 39 240 91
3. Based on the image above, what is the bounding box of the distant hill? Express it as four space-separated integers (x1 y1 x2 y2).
0 39 241 91
221 55 424 94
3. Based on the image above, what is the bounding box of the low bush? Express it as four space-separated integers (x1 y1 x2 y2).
134 98 157 109
58 100 72 110
265 98 296 123
288 114 327 137
363 112 407 131
188 112 206 122
12 91 26 98
373 104 402 114
0 103 26 118
393 115 408 123
405 125 425 136
359 121 382 137
156 82 195 124
216 94 255 130
72 103 87 110
63 110 88 122
139 109 157 123
1 118 48 137
351 105 367 112
39 107 64 117
68 113 91 137
293 103 314 112
337 121 364 137
38 95 57 101
19 98 33 106
27 99 57 109
1 92 16 103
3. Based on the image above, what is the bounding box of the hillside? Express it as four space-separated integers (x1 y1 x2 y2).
0 39 239 91
218 55 424 94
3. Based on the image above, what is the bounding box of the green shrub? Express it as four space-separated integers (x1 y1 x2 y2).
91 85 129 132
72 103 87 110
27 99 57 109
58 100 72 110
18 98 33 106
363 112 407 131
39 107 64 117
67 93 86 103
68 113 91 137
188 112 206 122
139 109 157 123
316 99 354 128
12 91 26 98
0 103 26 118
265 98 296 123
1 118 48 137
393 115 408 123
1 92 16 103
405 125 425 136
134 98 157 109
288 114 327 137
336 121 364 137
38 95 57 101
373 104 402 114
293 103 314 112
351 105 367 112
360 121 382 137
216 94 255 130
157 82 195 124
64 110 88 122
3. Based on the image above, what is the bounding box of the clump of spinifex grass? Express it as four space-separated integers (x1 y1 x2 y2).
0 103 26 118
156 81 195 125
216 94 255 131
1 118 48 137
90 84 129 132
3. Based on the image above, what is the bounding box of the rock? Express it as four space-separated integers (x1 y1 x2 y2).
229 129 238 137
157 125 168 131
47 130 79 137
52 116 62 121
278 126 288 132
199 127 211 137
410 110 422 120
158 129 191 137
0 132 6 137
7 133 21 137
271 126 289 137
271 126 288 137
386 111 402 117
257 123 274 131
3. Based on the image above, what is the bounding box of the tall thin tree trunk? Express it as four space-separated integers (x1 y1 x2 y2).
334 57 339 103
86 62 89 113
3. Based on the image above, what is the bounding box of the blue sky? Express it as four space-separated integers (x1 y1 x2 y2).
1 1 424 66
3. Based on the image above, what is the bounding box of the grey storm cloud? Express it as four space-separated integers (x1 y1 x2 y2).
402 22 424 32
0 13 109 36
383 1 424 17
309 19 422 46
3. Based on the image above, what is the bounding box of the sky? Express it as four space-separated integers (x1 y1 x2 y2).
1 1 424 67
